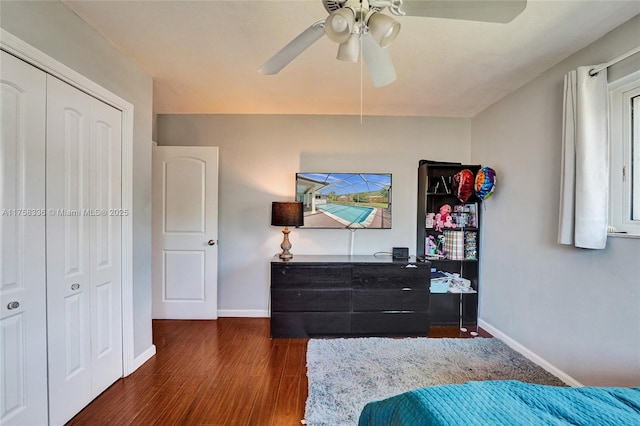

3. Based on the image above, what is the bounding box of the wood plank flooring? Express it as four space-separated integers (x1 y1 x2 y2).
67 318 491 426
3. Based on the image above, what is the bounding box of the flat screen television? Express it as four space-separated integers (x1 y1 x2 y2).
295 173 392 229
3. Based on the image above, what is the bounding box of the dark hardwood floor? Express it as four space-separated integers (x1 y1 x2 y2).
67 318 491 426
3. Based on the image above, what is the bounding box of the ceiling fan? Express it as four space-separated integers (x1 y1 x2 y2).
258 0 527 87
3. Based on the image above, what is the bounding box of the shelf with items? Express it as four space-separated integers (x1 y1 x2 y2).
430 272 477 294
429 259 479 290
425 202 479 232
417 160 482 327
428 259 479 326
423 228 480 262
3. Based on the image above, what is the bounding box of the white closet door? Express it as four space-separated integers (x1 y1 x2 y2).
46 75 93 425
89 96 123 396
0 52 49 426
46 76 124 425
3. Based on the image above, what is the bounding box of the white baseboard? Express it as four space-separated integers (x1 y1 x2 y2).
478 319 584 387
127 344 157 376
217 309 269 318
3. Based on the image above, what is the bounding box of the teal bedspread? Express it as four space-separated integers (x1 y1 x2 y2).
358 380 640 426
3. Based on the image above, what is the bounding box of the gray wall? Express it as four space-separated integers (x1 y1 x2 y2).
156 115 471 315
471 15 640 386
1 1 154 358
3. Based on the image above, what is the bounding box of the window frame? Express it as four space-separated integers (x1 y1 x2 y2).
609 70 640 236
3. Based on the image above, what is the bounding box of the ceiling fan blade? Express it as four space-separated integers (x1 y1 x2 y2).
362 34 396 88
258 22 326 75
399 0 527 23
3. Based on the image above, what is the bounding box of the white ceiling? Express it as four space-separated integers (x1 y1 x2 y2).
62 0 640 117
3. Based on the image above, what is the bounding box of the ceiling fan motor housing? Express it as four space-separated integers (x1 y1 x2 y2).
323 1 348 14
323 0 386 14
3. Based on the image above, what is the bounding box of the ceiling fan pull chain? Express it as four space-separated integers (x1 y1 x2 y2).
360 28 364 124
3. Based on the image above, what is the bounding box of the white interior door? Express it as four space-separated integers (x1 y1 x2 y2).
152 146 219 319
46 75 123 425
0 51 49 426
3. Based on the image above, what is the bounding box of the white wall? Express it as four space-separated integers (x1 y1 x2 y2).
156 114 471 316
1 1 154 358
471 15 640 386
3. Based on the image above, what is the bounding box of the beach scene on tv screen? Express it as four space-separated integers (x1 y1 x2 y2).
296 173 392 229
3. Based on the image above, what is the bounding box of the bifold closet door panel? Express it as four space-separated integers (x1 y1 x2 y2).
88 95 123 397
45 75 123 425
0 51 49 426
46 75 93 425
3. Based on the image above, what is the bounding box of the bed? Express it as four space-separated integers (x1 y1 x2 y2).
358 380 640 426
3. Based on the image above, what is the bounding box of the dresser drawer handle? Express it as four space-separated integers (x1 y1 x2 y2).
402 287 412 291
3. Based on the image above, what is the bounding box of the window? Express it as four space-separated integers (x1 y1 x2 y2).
609 70 640 235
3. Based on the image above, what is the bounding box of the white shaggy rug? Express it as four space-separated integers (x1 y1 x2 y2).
304 337 565 426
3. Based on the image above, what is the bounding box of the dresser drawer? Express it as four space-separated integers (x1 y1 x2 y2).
351 312 429 336
271 263 351 288
271 289 351 312
352 289 429 312
351 264 429 289
270 312 351 337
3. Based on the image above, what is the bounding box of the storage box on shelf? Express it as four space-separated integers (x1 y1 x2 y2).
417 160 482 326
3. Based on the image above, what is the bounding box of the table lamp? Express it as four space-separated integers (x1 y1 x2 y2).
271 202 304 259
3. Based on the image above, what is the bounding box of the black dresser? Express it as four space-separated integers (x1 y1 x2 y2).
270 255 431 337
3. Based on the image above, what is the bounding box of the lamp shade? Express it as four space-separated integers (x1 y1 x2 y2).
337 33 360 62
367 12 401 48
271 202 304 227
325 7 356 43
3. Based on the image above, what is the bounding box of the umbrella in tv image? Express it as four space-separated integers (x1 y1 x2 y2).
295 173 392 229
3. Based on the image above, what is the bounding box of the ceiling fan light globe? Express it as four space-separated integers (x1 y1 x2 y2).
337 34 360 62
368 12 401 48
331 16 348 32
325 7 356 43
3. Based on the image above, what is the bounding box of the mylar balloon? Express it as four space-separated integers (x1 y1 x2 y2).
475 167 496 200
453 169 474 203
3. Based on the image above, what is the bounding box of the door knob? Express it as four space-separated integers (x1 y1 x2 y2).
208 240 216 246
7 301 19 310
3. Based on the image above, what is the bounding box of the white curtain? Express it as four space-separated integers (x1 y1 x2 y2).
558 66 609 249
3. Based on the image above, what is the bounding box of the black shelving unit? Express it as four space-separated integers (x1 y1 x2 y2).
417 160 482 326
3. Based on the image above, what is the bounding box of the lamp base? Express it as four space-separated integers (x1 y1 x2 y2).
279 227 293 259
279 252 293 260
